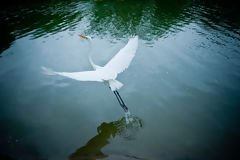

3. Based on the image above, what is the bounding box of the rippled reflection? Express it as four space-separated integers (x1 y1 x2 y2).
84 0 191 40
0 0 192 52
69 116 142 160
1 0 239 53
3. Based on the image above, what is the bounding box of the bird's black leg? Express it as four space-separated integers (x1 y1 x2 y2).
114 91 128 112
116 91 126 106
114 91 123 107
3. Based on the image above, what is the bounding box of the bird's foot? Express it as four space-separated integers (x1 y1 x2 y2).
122 104 128 112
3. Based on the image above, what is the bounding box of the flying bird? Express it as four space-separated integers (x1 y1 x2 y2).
42 35 138 112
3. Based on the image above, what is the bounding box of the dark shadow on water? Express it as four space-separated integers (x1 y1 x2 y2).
69 115 143 160
0 118 44 160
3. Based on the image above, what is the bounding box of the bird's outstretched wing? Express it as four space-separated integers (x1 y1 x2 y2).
42 66 103 82
104 36 138 74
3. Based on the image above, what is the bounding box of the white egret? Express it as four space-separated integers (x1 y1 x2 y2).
42 35 138 112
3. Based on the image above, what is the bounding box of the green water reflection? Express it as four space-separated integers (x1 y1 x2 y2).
0 0 192 52
70 116 142 160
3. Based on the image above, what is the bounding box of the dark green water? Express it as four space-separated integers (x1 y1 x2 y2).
0 0 240 160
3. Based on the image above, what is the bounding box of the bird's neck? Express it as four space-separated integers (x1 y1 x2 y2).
87 39 98 70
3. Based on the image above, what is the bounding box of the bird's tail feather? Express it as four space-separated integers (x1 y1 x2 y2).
109 80 123 91
41 66 57 75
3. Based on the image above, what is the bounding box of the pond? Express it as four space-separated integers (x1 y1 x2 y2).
0 0 240 160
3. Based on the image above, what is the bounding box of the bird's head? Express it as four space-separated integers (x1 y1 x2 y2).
79 35 92 40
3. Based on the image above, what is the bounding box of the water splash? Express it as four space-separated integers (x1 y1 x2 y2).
125 110 133 124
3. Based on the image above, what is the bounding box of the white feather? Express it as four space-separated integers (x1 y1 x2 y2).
42 36 138 91
42 67 103 82
108 80 123 91
104 36 138 74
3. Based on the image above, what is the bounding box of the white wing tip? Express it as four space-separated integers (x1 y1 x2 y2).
130 36 139 45
41 66 57 75
132 35 138 40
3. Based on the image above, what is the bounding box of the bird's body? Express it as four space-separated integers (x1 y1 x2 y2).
42 36 138 91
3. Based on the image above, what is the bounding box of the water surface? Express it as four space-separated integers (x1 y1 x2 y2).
0 0 240 160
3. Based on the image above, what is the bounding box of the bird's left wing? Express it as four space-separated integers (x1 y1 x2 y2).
104 36 138 74
42 66 103 82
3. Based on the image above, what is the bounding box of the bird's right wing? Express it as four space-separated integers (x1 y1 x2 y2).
42 66 103 82
104 36 138 74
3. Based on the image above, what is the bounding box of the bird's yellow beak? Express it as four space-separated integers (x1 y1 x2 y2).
79 35 88 39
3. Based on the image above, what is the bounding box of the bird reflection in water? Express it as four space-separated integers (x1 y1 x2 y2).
69 116 143 160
